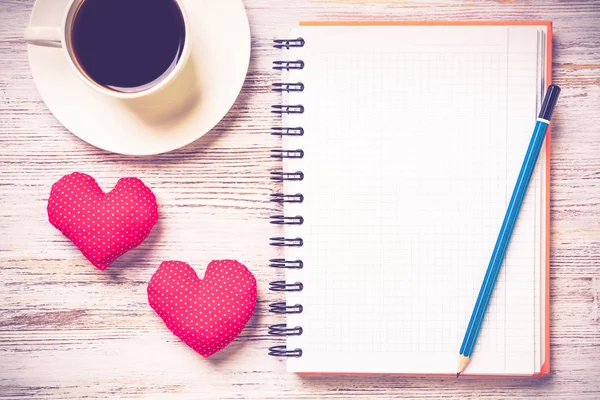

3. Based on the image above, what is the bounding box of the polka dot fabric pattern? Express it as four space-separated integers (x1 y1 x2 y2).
47 172 159 270
147 260 257 358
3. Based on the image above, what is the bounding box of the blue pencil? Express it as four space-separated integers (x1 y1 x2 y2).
457 85 561 377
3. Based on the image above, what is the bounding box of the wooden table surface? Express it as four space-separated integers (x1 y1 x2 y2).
1 0 599 398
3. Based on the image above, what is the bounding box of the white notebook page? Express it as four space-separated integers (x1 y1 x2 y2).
280 25 546 374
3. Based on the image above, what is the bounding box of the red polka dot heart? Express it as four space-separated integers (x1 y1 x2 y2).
48 172 159 270
47 173 257 357
148 260 257 357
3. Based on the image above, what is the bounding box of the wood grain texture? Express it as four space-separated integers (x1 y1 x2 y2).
1 0 600 398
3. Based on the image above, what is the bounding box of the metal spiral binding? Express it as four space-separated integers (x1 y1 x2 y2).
269 302 303 314
270 193 304 203
269 237 303 247
270 215 304 225
273 38 305 49
270 171 304 181
269 38 306 358
269 281 304 292
269 259 303 269
271 127 304 136
271 104 304 114
269 324 303 336
272 82 305 92
270 149 304 159
268 346 302 357
273 60 304 71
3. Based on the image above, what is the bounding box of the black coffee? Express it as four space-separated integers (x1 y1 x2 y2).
71 0 185 93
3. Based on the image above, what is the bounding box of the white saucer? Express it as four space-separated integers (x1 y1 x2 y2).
27 0 250 155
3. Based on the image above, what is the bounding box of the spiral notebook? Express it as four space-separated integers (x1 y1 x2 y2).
269 21 551 376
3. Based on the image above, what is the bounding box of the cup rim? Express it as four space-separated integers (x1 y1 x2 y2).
60 0 191 100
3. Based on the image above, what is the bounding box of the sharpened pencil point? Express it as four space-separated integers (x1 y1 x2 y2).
457 355 470 377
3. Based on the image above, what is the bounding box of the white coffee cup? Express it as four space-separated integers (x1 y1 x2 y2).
24 0 191 100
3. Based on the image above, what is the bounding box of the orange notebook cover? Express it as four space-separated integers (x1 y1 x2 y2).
271 21 551 377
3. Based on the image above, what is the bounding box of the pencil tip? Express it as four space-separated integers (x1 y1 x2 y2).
457 355 470 377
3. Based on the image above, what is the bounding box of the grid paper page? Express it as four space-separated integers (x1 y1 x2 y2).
281 25 546 375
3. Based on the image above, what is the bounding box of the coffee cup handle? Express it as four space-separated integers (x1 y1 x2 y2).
24 26 63 48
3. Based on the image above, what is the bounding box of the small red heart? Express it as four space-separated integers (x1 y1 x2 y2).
47 172 159 270
147 260 257 357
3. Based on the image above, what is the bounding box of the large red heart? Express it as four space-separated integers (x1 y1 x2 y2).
47 172 159 270
147 260 257 357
